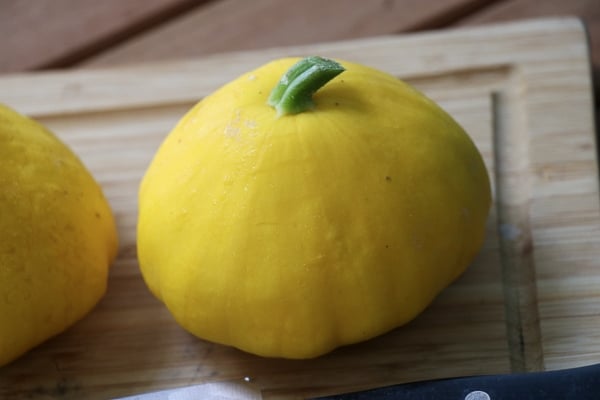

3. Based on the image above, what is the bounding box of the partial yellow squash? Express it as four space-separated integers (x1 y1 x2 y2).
0 104 118 367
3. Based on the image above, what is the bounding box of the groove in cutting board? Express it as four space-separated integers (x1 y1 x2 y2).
492 86 545 372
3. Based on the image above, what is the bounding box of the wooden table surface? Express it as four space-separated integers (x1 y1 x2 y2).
0 0 600 138
0 1 597 70
2 0 599 129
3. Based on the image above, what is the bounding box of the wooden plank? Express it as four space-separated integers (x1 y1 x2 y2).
452 0 600 133
81 0 498 67
0 18 598 399
453 0 600 72
0 0 206 73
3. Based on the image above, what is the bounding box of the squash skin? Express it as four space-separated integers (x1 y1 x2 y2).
137 57 491 359
0 104 118 366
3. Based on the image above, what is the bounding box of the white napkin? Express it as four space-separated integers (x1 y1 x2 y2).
117 381 262 400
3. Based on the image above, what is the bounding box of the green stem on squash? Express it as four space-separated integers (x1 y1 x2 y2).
267 56 345 116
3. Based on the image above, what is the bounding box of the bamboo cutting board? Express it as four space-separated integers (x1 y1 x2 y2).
1 18 599 400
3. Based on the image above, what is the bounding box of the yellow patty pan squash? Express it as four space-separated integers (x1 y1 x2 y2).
0 104 118 367
138 56 491 359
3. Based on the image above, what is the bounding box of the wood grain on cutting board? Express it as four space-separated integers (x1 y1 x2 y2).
0 18 599 400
